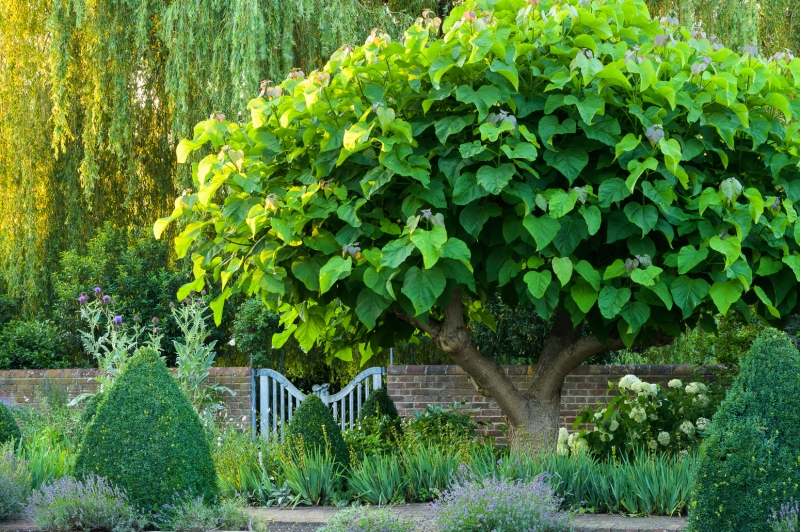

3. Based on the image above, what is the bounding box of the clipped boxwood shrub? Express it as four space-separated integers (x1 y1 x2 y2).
688 330 800 531
74 348 218 513
359 388 398 420
0 401 20 445
286 394 349 469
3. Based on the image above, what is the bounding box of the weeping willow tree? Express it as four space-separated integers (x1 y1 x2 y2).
0 0 439 314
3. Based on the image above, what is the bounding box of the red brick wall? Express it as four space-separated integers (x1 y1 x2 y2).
0 367 252 422
387 364 703 438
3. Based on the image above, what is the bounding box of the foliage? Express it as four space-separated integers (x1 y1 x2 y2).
347 453 407 505
402 402 481 449
163 0 800 377
0 444 29 520
281 446 342 507
0 320 70 370
432 473 571 532
25 474 148 532
74 348 218 513
401 444 459 502
344 414 403 459
769 498 800 532
359 388 399 420
0 401 21 445
286 394 350 470
688 330 800 531
569 374 718 457
152 494 253 532
318 506 415 532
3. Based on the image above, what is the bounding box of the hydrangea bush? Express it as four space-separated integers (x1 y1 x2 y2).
566 374 717 456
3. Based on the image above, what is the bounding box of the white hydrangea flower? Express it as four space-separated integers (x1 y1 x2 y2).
696 417 710 431
679 420 695 437
609 420 619 432
649 413 658 421
619 374 641 390
685 382 707 395
594 412 603 420
557 442 569 456
629 406 647 423
631 381 659 397
693 394 710 408
658 431 670 446
648 439 657 450
567 433 576 447
573 438 589 453
558 427 569 444
668 379 683 388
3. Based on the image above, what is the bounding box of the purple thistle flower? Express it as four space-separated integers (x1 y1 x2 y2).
133 315 140 323
113 315 123 326
102 295 111 304
94 286 102 296
78 295 88 305
152 317 159 325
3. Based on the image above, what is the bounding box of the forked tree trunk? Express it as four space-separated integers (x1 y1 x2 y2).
396 291 624 450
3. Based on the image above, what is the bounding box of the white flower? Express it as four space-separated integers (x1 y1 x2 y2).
696 417 710 431
693 394 710 408
679 420 696 437
648 439 657 450
594 412 602 420
649 413 658 421
658 431 671 446
573 438 588 453
629 406 647 423
609 420 619 432
631 381 659 397
685 382 707 395
668 379 683 388
557 442 569 456
229 338 236 347
619 374 642 390
567 433 576 447
558 427 569 444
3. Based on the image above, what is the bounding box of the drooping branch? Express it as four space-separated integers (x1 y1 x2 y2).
394 310 442 337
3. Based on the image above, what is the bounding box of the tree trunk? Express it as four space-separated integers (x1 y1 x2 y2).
396 292 624 451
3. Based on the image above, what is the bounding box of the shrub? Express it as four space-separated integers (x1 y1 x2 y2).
402 402 480 449
318 506 415 532
432 473 571 532
0 400 21 445
688 330 800 531
153 494 252 531
344 414 403 460
569 374 718 457
25 474 147 531
0 444 29 520
359 388 398 420
0 319 70 370
286 394 349 470
74 348 218 513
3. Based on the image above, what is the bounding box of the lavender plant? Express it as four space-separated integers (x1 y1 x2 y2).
0 443 29 520
152 493 252 531
431 473 572 532
25 474 147 531
318 506 414 532
770 499 800 532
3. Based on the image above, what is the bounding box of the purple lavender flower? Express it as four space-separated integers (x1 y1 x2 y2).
102 295 111 304
113 315 123 326
94 286 102 296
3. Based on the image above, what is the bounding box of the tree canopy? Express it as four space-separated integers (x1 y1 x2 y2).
161 0 800 368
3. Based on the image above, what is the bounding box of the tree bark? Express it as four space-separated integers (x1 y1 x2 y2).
395 292 625 451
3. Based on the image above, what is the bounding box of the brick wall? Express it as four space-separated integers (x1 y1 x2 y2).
0 367 252 422
388 364 707 438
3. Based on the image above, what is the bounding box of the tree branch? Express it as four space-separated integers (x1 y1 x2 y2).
394 310 442 337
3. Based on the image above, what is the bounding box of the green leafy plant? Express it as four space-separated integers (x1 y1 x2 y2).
318 506 415 532
344 414 403 459
359 388 399 420
403 402 481 449
0 401 21 445
569 374 718 457
0 319 70 370
282 446 341 507
286 394 350 470
74 348 219 514
401 444 459 502
160 0 800 446
348 453 407 505
213 425 284 506
0 443 29 520
688 330 800 531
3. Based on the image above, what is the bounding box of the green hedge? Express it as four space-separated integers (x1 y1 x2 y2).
286 394 349 469
359 388 398 420
74 348 218 513
688 329 800 531
0 401 20 445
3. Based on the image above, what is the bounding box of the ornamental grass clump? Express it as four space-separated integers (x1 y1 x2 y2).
432 472 571 532
688 330 800 531
25 474 147 531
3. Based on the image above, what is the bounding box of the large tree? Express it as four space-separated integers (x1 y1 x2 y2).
158 0 800 447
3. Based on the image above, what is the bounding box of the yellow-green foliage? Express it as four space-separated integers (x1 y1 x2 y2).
286 394 349 469
0 402 20 445
688 330 800 531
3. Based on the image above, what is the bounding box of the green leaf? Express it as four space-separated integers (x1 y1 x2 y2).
574 260 601 290
564 93 605 125
356 289 392 330
500 142 538 161
552 256 573 286
524 270 552 298
598 178 631 207
401 266 446 315
547 189 578 219
709 280 744 315
625 157 658 192
620 301 650 333
295 308 327 351
542 147 589 184
291 256 326 291
709 235 741 269
476 164 516 194
782 254 800 281
381 240 415 269
615 133 640 159
743 188 764 224
671 276 710 317
630 265 663 286
435 115 475 144
441 238 473 272
571 278 598 313
553 218 588 256
411 226 448 269
753 285 780 318
522 214 561 251
360 167 395 199
538 115 576 148
459 140 487 158
459 202 502 238
364 266 396 299
658 137 683 175
649 281 674 310
490 60 519 89
756 256 783 276
603 259 627 280
455 85 501 122
598 286 631 319
319 256 352 294
677 245 709 274
623 203 658 235
579 205 602 235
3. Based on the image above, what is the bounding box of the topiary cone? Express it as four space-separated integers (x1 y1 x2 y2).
0 400 21 445
75 348 218 513
358 388 399 420
688 329 800 531
286 394 349 469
